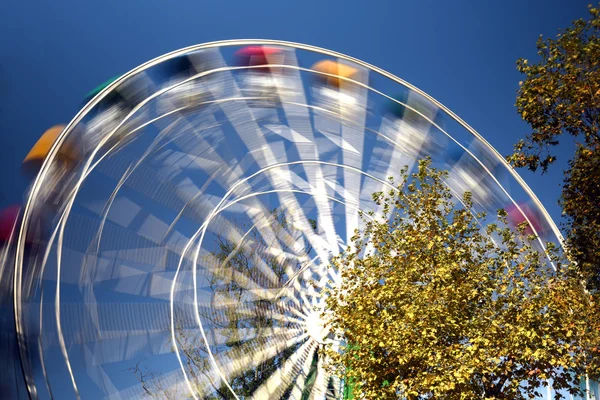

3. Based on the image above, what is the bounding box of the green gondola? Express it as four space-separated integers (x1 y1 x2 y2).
83 75 121 105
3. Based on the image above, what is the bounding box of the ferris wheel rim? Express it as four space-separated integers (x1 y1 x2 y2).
18 39 562 269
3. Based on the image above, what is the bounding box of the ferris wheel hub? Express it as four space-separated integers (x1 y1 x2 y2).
305 309 329 344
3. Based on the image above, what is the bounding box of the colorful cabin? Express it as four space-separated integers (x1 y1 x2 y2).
84 72 154 110
387 93 409 119
388 92 438 125
0 205 45 246
83 75 120 105
21 125 77 179
234 46 283 72
311 60 358 88
506 202 544 236
0 205 21 243
155 54 197 80
84 78 132 112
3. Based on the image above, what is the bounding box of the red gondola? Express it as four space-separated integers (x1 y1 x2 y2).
234 46 283 71
0 205 21 243
507 203 543 236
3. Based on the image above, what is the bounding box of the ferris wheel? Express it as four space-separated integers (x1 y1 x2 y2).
5 40 562 399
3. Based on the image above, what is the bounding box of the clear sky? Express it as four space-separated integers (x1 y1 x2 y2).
0 0 592 226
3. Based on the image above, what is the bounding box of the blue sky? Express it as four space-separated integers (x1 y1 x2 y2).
0 0 592 225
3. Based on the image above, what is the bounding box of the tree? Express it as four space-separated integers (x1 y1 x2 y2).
325 159 600 399
562 145 600 295
506 4 600 291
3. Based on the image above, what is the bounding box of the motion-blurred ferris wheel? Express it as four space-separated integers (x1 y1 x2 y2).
3 40 561 399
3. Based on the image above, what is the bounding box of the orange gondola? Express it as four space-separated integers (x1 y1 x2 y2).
21 125 78 179
311 60 358 88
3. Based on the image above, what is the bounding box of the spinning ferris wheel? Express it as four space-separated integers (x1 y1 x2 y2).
2 40 561 399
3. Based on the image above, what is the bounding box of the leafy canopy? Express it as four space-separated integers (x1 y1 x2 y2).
507 4 600 172
326 159 600 399
507 3 600 293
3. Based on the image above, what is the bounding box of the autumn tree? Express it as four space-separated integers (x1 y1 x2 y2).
325 160 600 399
506 4 600 291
